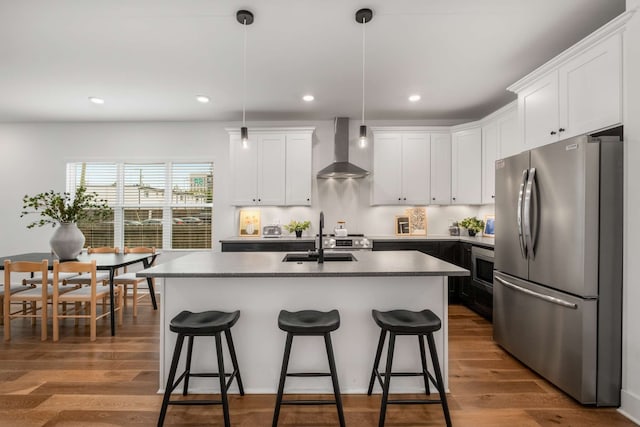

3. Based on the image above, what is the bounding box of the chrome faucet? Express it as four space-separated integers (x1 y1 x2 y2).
318 211 324 263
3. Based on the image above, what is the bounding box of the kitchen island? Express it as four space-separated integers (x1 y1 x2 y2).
138 250 468 394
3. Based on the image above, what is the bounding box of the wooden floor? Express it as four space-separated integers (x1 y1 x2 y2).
0 301 635 427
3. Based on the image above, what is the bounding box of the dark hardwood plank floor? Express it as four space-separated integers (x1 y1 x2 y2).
0 300 635 426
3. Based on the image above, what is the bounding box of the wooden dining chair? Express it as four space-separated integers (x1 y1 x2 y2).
113 247 156 317
4 259 48 341
52 260 123 342
0 282 30 326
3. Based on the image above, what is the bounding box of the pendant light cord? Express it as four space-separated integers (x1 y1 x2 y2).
242 17 247 126
361 16 366 125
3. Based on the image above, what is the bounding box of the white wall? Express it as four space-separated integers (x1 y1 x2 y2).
620 0 640 422
0 118 487 256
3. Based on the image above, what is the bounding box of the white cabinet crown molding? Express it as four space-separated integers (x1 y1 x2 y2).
371 126 450 133
508 10 634 94
226 127 315 135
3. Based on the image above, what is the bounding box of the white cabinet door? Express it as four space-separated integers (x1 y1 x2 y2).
285 133 312 205
230 135 259 205
371 133 403 205
401 133 430 205
451 127 482 205
497 109 518 159
430 133 451 205
559 33 622 139
257 134 286 205
482 122 498 204
518 71 559 150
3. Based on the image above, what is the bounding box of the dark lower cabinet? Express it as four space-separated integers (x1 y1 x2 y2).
221 240 315 252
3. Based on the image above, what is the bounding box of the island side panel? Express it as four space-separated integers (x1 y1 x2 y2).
160 275 448 394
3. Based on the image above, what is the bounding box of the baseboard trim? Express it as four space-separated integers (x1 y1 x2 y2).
619 389 640 424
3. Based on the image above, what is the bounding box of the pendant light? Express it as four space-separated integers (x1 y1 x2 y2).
237 10 254 149
356 8 373 148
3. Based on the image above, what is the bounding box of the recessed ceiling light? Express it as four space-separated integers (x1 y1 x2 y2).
196 95 210 103
302 95 315 102
89 97 104 105
408 94 421 102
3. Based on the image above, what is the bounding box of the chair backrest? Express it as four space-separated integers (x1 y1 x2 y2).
4 259 48 286
88 247 120 254
53 260 98 297
124 246 155 255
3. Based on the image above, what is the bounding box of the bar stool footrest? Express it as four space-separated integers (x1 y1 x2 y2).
387 399 444 405
168 399 223 406
282 399 338 406
286 372 331 377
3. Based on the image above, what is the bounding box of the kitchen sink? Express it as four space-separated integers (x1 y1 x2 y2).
282 252 357 262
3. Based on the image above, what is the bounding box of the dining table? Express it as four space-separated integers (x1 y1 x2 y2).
0 251 158 336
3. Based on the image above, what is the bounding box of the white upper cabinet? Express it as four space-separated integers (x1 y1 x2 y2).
285 133 313 205
517 71 560 150
229 128 314 206
481 103 517 204
482 122 498 204
371 130 430 205
451 127 482 205
558 33 622 140
509 16 626 151
430 133 451 205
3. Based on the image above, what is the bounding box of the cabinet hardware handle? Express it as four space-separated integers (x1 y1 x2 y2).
258 198 261 202
492 195 495 199
559 128 565 132
252 198 256 202
432 197 436 201
403 197 406 201
452 197 456 201
550 131 557 135
398 197 401 201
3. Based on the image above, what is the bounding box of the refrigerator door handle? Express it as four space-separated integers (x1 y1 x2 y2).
495 276 578 309
524 167 536 257
517 169 528 258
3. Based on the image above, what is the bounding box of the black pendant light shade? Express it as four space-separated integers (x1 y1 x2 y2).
359 125 367 140
356 8 373 148
241 126 248 142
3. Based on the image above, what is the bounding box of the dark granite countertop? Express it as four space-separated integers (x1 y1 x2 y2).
138 250 469 278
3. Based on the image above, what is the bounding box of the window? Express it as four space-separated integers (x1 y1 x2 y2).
67 162 213 250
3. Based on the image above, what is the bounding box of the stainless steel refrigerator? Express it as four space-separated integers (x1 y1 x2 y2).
493 134 623 406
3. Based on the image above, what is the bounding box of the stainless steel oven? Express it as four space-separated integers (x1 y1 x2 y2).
471 246 494 291
318 234 372 250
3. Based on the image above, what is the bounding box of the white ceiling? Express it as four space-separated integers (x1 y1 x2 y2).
0 0 626 123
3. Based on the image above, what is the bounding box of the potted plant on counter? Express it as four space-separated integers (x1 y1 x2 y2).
283 220 311 238
21 186 112 259
459 216 485 237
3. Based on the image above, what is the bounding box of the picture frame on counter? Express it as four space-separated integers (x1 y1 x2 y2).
239 209 261 237
484 214 495 237
395 215 410 235
406 207 427 236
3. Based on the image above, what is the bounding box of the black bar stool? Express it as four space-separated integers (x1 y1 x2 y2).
272 309 345 427
158 310 244 427
367 309 452 427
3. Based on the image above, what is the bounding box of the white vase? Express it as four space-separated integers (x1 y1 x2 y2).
50 222 85 260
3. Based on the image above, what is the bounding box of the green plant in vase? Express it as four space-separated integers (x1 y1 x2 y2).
283 220 311 238
21 186 112 259
459 216 485 237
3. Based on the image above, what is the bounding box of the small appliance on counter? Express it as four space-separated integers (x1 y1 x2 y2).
334 221 348 237
262 225 282 238
449 222 460 236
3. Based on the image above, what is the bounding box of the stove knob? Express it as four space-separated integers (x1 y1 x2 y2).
361 238 370 248
329 238 336 248
355 241 360 246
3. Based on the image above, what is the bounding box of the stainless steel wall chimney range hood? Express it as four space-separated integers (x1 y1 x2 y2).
317 117 370 179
